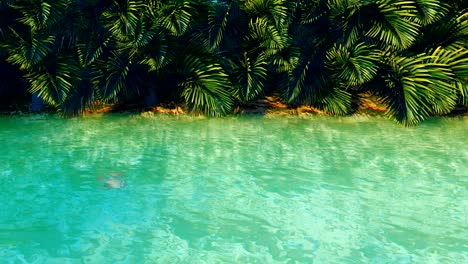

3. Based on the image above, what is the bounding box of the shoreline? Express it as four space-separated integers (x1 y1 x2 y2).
1 95 467 119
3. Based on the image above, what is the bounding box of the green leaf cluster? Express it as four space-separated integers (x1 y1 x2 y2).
0 0 466 125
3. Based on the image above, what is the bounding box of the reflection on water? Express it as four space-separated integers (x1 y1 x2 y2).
0 114 467 263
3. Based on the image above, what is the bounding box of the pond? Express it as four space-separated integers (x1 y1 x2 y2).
0 114 466 263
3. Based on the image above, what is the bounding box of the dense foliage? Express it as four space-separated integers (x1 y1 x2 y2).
0 0 467 125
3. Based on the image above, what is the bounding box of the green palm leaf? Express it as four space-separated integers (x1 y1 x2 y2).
378 53 458 125
272 45 299 73
138 31 173 72
412 0 448 26
417 11 468 51
430 47 468 105
101 0 145 39
326 42 380 87
101 51 130 102
450 12 468 50
6 30 54 70
180 55 234 116
14 0 68 31
287 54 312 103
242 0 288 28
316 87 352 115
287 49 352 115
364 0 420 50
77 34 111 66
208 1 232 49
60 72 97 116
246 17 287 54
27 55 77 106
158 0 194 37
232 52 268 101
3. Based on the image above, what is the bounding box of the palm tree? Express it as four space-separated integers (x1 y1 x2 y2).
208 0 290 103
96 0 235 116
3 0 236 116
1 0 466 125
2 0 83 112
369 0 468 125
282 0 468 125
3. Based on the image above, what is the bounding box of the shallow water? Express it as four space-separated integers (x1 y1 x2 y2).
0 114 466 263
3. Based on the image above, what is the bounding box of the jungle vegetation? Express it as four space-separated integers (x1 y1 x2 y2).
0 0 467 125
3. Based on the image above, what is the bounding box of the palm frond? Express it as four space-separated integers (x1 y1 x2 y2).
138 31 173 72
101 0 145 40
287 54 312 103
296 0 327 25
430 47 468 105
364 0 420 50
6 29 54 70
14 0 68 31
286 47 352 115
377 53 458 125
450 12 468 50
326 42 380 87
60 74 96 116
208 1 232 49
246 17 288 55
127 19 159 58
180 55 233 116
272 45 300 73
232 52 268 101
100 51 130 102
315 86 352 115
27 55 77 106
411 0 448 26
77 33 111 66
158 0 194 36
242 0 288 28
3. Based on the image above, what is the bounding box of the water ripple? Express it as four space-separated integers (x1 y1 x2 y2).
0 115 466 263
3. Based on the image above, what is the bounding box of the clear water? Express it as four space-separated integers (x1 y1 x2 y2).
0 114 466 263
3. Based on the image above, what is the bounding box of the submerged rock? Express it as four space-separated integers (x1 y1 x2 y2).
98 175 126 189
104 177 126 189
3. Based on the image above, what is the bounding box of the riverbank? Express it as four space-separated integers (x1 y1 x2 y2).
1 93 467 118
84 94 468 119
84 94 390 116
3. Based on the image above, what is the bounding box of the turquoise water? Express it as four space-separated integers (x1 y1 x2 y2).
0 114 466 263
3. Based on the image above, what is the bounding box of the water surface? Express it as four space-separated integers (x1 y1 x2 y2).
0 114 467 263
